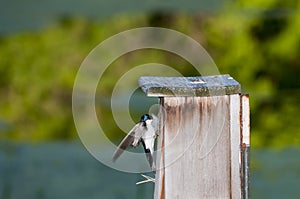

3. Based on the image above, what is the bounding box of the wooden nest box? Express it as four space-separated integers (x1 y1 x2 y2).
139 74 250 199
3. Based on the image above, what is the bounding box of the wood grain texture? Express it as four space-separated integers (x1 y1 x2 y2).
230 94 242 199
154 98 165 199
241 94 250 199
162 96 231 199
241 95 250 146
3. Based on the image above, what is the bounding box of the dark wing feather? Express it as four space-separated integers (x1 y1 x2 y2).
112 123 146 162
141 139 155 173
112 131 135 162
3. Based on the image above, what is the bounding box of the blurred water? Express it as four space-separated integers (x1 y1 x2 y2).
0 142 299 199
0 142 154 199
251 148 300 198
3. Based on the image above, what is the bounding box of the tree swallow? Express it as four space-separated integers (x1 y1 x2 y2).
112 114 158 173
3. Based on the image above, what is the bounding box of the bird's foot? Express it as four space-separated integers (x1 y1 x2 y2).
136 174 155 185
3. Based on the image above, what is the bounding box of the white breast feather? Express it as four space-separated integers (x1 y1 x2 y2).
143 119 156 154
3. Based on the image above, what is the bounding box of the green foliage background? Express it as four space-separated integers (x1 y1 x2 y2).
0 0 299 147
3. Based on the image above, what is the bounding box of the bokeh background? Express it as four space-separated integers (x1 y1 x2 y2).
1 0 300 198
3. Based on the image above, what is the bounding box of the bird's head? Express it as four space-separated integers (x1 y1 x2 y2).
140 114 153 122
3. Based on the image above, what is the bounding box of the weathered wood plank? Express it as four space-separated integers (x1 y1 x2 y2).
138 75 241 97
241 94 250 199
230 94 242 199
154 97 165 199
241 95 250 146
162 96 231 198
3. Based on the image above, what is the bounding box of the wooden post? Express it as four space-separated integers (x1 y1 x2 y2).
138 75 250 199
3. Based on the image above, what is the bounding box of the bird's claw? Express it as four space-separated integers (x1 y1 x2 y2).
136 174 155 185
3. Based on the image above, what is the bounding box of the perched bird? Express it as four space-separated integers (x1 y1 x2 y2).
112 114 158 173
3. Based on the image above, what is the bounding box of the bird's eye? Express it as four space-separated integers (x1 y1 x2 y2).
140 114 147 122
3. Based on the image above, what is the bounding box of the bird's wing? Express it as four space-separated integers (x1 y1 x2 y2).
112 123 145 162
141 139 156 173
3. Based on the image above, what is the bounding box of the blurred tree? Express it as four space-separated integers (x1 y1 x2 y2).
0 1 299 147
202 0 300 147
0 18 95 141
